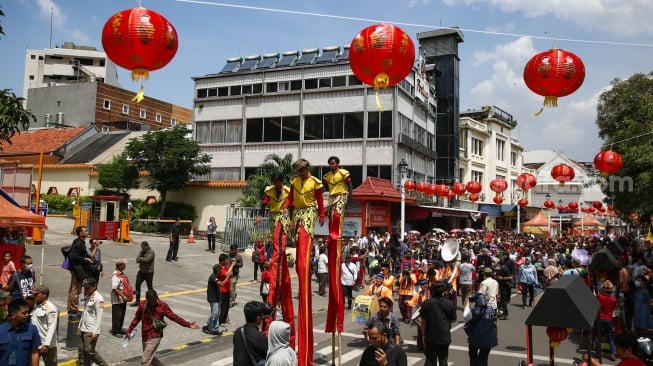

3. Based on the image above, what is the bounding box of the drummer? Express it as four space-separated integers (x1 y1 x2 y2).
365 273 393 299
406 279 430 351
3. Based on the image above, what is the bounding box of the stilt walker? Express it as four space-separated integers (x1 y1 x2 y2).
288 159 325 366
256 174 295 347
322 156 352 366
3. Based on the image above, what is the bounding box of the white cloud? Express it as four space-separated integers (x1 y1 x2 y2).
36 0 65 28
409 0 433 7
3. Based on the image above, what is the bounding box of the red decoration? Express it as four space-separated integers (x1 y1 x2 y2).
493 196 504 204
630 212 639 222
516 173 537 191
592 201 603 210
568 201 578 210
427 183 437 196
489 179 508 193
452 183 467 195
594 150 624 175
468 193 479 202
551 163 575 185
349 24 415 90
523 49 585 115
446 190 455 200
415 182 426 193
518 198 528 207
102 7 178 82
546 327 569 348
466 181 482 194
544 199 555 209
403 180 414 191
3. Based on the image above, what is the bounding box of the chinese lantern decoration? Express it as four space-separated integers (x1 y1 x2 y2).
546 327 569 349
551 163 575 185
594 150 624 176
427 183 437 196
544 199 555 209
592 201 603 210
415 181 426 193
468 193 479 202
493 196 503 204
452 182 467 196
523 49 585 116
489 179 508 196
466 181 482 194
568 201 578 211
516 173 537 192
349 24 415 110
403 180 414 191
445 190 455 200
517 198 528 207
102 7 179 102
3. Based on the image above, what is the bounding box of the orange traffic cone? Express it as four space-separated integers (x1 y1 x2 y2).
188 227 195 244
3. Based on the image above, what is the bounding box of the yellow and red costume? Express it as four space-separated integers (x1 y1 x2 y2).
322 168 351 333
288 174 324 366
260 184 295 347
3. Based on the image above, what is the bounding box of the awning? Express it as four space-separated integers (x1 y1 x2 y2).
478 204 501 217
418 205 486 219
0 189 47 229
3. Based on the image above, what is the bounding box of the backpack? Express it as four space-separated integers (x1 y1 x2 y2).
61 246 72 270
114 273 134 302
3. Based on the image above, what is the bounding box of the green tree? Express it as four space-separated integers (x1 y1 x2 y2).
0 7 36 149
98 155 140 194
596 72 653 219
123 126 211 216
237 153 295 207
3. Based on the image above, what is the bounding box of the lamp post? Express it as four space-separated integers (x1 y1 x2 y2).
546 193 551 237
558 199 563 238
579 202 584 237
516 189 522 234
398 158 409 240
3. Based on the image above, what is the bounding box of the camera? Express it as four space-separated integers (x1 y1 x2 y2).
262 302 276 318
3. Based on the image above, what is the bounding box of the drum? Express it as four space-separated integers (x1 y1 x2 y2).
351 295 380 325
411 306 422 327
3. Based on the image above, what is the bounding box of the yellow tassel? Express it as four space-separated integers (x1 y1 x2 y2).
375 89 384 112
532 96 559 117
132 85 145 103
532 107 544 117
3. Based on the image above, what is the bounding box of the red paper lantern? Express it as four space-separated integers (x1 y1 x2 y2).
452 183 467 195
518 198 528 207
446 190 455 200
592 201 603 210
493 196 504 204
415 181 426 193
489 179 508 193
546 327 569 348
102 7 178 82
594 150 624 175
523 49 585 115
403 180 414 191
551 163 575 185
349 24 415 90
466 181 482 194
544 199 555 209
568 201 578 211
468 193 479 202
427 183 437 196
516 173 537 192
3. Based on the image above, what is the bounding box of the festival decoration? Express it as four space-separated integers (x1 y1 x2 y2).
543 199 555 209
518 198 528 207
516 173 537 192
523 49 585 116
568 201 578 211
489 179 508 195
594 150 624 176
102 7 179 102
592 201 603 210
551 163 575 185
349 24 415 109
416 181 426 193
452 182 467 195
466 181 482 194
493 196 504 204
403 180 414 191
546 327 569 348
427 183 437 196
468 193 479 202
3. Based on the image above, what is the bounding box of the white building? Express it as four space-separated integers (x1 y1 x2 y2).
23 42 119 101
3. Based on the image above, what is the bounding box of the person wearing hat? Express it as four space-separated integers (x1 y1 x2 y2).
110 259 131 337
463 293 498 366
133 241 155 307
595 280 618 361
77 277 108 366
479 266 499 314
31 285 58 366
365 273 393 299
406 279 431 351
398 261 417 323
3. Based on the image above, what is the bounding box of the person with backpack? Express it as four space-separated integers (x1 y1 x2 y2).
206 216 217 253
110 259 132 337
67 226 94 313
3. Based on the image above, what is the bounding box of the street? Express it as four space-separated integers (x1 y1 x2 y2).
27 216 606 365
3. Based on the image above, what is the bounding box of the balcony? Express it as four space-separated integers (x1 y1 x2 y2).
398 133 437 159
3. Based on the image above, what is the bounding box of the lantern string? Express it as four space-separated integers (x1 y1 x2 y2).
173 0 653 48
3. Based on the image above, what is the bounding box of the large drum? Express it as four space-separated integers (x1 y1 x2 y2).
351 295 380 325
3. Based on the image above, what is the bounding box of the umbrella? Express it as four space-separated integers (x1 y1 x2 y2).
463 228 476 233
409 230 421 235
450 229 463 233
431 228 446 234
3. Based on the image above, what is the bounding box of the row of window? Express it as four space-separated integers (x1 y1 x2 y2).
196 75 364 99
102 100 176 126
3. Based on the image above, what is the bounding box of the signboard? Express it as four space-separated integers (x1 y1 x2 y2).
367 204 389 227
414 55 430 105
314 216 361 238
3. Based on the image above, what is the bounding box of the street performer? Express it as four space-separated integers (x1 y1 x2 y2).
288 159 324 366
322 156 352 337
255 174 295 348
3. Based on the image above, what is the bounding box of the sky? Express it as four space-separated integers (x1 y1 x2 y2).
2 0 653 162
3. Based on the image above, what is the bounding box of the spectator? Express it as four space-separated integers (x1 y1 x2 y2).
516 257 538 309
6 255 35 301
420 281 456 366
260 261 271 303
110 259 130 337
406 279 430 351
166 218 181 262
67 226 94 313
463 293 498 366
0 299 41 366
133 241 155 306
359 320 407 366
228 244 244 308
252 239 266 283
0 251 15 291
595 280 617 361
206 216 217 253
216 254 237 329
317 246 329 296
478 267 499 314
77 278 108 366
233 301 268 366
265 320 296 366
543 258 560 289
496 256 514 320
86 238 103 283
633 275 652 336
459 255 475 308
582 332 646 366
202 264 222 336
30 285 58 366
0 291 9 322
365 297 402 345
341 255 357 310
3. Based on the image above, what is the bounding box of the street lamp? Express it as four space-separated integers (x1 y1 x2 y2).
579 202 584 237
398 159 409 240
516 189 522 234
546 193 551 237
558 199 563 238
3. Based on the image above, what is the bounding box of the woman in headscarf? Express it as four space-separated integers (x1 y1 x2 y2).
266 320 297 366
463 293 498 366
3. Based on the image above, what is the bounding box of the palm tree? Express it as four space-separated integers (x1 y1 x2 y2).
237 153 296 207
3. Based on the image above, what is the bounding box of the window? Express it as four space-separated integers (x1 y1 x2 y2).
471 138 483 156
368 111 393 138
29 75 34 80
332 76 346 87
230 85 241 96
99 60 105 66
318 78 331 88
242 85 253 94
304 115 323 140
348 76 363 86
208 88 218 97
217 87 228 97
170 118 176 126
496 139 505 161
122 104 129 115
304 79 318 90
511 151 518 166
471 171 484 186
246 118 264 142
103 99 111 110
30 55 36 59
139 109 146 119
246 117 301 143
266 83 278 93
343 113 364 139
252 84 262 94
290 80 302 91
197 89 208 98
323 114 344 139
156 113 162 123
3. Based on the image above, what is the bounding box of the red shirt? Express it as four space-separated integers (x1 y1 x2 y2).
218 265 231 293
126 300 191 341
617 357 646 366
597 293 617 321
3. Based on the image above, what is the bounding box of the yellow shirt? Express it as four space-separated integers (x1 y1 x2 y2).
264 185 290 213
290 175 323 209
323 168 350 195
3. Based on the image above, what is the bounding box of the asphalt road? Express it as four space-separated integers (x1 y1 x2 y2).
25 216 611 366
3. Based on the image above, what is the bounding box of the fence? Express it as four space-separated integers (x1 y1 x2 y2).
222 206 270 252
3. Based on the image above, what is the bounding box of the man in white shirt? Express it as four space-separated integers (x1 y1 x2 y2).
479 267 499 313
317 247 329 296
110 259 130 337
31 284 58 366
341 255 358 310
77 278 108 366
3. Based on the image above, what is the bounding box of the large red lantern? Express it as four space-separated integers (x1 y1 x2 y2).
551 163 575 185
466 181 482 194
102 7 179 102
568 201 578 211
493 196 504 204
517 198 528 207
489 179 508 194
592 201 603 210
349 24 415 91
415 181 426 193
544 199 555 209
427 183 437 196
516 173 537 192
452 183 467 196
594 150 624 175
546 327 569 348
523 49 585 115
468 193 479 202
403 180 414 191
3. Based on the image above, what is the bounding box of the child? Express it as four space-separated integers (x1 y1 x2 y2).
260 261 271 303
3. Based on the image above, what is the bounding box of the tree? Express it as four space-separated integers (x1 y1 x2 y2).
97 155 140 194
123 126 211 216
595 72 653 219
0 6 36 148
237 153 295 207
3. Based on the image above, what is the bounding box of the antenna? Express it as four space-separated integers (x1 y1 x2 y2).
49 6 53 48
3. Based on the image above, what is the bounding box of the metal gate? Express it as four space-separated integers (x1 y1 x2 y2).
222 206 270 252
